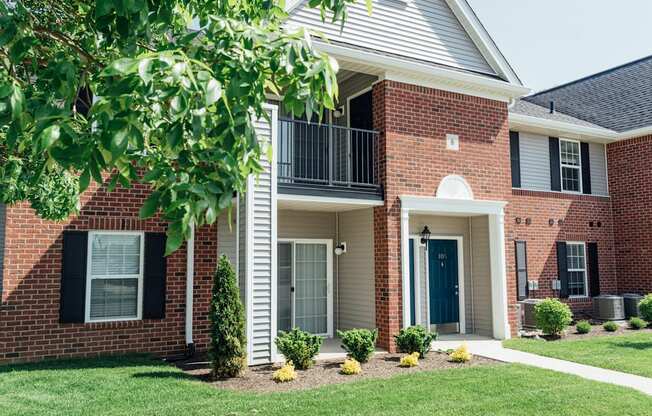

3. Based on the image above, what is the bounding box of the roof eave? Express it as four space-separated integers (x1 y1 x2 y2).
318 41 530 102
509 112 618 143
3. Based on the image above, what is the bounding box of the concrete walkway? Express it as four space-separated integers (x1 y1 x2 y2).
432 337 652 396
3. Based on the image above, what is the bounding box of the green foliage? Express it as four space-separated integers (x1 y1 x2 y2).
575 320 592 334
337 328 377 363
0 0 364 254
603 321 618 332
394 326 437 358
275 328 323 370
534 298 573 337
340 358 361 375
638 294 652 322
209 255 246 379
629 317 647 330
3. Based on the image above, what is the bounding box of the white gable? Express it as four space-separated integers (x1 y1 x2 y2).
287 0 497 76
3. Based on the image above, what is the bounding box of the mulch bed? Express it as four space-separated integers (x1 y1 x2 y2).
522 322 652 341
177 351 498 393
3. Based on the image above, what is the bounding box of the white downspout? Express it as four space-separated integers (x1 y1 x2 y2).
185 223 195 353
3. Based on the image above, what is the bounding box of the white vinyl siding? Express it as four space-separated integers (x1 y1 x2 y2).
589 143 609 196
519 132 551 191
247 113 275 365
469 216 492 337
86 232 144 322
516 132 608 196
337 208 375 330
287 0 496 75
238 194 247 307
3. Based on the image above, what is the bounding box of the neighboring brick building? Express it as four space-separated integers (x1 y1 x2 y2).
3 0 652 365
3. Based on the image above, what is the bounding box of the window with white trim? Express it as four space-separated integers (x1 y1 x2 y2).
566 242 587 297
560 139 581 193
86 232 144 322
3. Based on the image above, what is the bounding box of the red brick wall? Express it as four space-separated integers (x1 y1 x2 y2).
0 181 216 364
507 189 617 315
608 135 652 294
372 80 514 350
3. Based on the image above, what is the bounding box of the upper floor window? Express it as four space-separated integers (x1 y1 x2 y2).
86 232 144 322
560 139 582 193
566 242 587 297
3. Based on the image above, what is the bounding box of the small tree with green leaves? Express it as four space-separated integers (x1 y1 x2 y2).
0 0 370 255
209 255 246 379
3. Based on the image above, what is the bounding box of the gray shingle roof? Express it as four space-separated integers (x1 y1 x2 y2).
523 55 652 133
510 100 610 130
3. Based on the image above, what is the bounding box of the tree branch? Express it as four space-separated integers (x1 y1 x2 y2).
32 26 98 65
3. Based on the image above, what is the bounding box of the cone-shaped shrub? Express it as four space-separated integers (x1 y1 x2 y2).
210 255 247 379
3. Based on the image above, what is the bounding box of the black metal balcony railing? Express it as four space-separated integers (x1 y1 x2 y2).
277 118 381 197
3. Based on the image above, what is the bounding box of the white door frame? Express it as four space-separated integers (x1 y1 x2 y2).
400 195 510 340
346 86 373 129
410 235 465 334
277 238 334 338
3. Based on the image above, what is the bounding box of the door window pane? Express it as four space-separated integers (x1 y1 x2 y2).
277 243 292 333
294 243 328 334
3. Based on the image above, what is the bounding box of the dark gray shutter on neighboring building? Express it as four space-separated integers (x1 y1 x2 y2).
60 231 88 323
580 142 592 194
587 242 600 297
510 131 521 188
556 241 568 298
515 241 528 301
143 232 167 319
549 137 561 191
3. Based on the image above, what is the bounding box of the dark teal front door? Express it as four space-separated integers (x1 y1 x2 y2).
428 240 459 325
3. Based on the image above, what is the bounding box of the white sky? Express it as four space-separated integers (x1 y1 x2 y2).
467 0 652 92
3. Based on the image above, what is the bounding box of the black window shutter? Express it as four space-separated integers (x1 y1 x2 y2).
510 131 521 188
143 232 167 319
556 242 569 298
587 242 600 297
515 241 528 301
60 231 88 323
549 137 561 191
580 142 591 194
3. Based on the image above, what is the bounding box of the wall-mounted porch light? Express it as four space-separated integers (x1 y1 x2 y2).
420 226 431 245
334 242 347 256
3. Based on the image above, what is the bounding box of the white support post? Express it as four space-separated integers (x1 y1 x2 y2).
489 210 510 339
400 209 411 329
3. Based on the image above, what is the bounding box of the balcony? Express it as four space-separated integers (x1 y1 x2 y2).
277 118 383 200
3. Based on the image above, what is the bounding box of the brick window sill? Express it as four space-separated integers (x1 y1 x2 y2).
512 188 610 201
83 320 144 330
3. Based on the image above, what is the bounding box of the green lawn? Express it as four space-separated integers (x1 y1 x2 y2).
504 332 652 378
2 355 652 416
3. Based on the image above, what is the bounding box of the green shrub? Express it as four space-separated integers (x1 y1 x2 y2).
639 294 652 322
576 320 592 334
337 328 377 363
629 317 647 330
275 328 323 370
603 321 618 332
534 298 573 337
209 255 247 379
394 326 437 358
